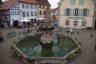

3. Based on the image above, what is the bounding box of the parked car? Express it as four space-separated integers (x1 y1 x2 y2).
0 32 4 41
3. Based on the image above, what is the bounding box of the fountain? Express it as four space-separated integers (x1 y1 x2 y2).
12 21 80 64
39 24 54 57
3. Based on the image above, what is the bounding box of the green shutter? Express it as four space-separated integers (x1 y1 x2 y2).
78 9 80 16
73 9 75 16
70 9 72 15
81 9 83 16
71 9 73 16
64 9 66 15
87 9 89 16
79 9 82 16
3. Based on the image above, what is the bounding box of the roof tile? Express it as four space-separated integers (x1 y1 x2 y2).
0 0 36 10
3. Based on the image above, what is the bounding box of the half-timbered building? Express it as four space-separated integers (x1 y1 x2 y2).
0 0 37 27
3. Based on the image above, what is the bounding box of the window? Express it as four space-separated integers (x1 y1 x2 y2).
79 0 84 5
31 5 33 9
65 8 71 15
65 20 70 26
39 5 41 8
74 8 79 16
83 8 89 16
22 4 25 8
40 10 42 15
35 12 37 16
31 12 33 16
82 21 86 26
26 4 29 8
26 12 29 16
34 6 36 9
22 11 25 17
70 0 76 5
74 21 78 26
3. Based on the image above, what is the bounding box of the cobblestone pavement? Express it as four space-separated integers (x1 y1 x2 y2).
0 28 96 64
69 30 96 64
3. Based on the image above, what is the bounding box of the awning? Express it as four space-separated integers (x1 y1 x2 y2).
28 17 37 19
20 18 31 22
37 17 45 20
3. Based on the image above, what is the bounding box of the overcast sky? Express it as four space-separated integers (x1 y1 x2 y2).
2 0 60 8
48 0 60 8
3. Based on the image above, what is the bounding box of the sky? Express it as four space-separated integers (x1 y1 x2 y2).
2 0 60 8
48 0 60 8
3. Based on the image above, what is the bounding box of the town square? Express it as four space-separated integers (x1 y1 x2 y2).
0 0 96 64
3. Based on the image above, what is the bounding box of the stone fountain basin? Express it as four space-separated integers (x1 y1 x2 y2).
13 34 80 60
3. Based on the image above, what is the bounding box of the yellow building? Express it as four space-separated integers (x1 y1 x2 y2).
36 0 51 19
57 0 95 29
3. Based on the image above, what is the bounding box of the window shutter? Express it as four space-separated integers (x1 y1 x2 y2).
70 9 72 16
81 9 83 16
64 9 66 15
73 9 75 16
87 9 89 16
78 9 80 16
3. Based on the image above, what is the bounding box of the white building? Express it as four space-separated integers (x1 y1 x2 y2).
0 0 37 27
57 0 95 29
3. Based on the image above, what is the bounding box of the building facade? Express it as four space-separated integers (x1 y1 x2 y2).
58 0 95 28
50 9 56 21
0 0 37 27
36 0 51 19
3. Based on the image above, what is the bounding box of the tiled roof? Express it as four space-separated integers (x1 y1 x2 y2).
0 0 36 10
19 0 36 4
36 0 50 6
0 0 16 10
